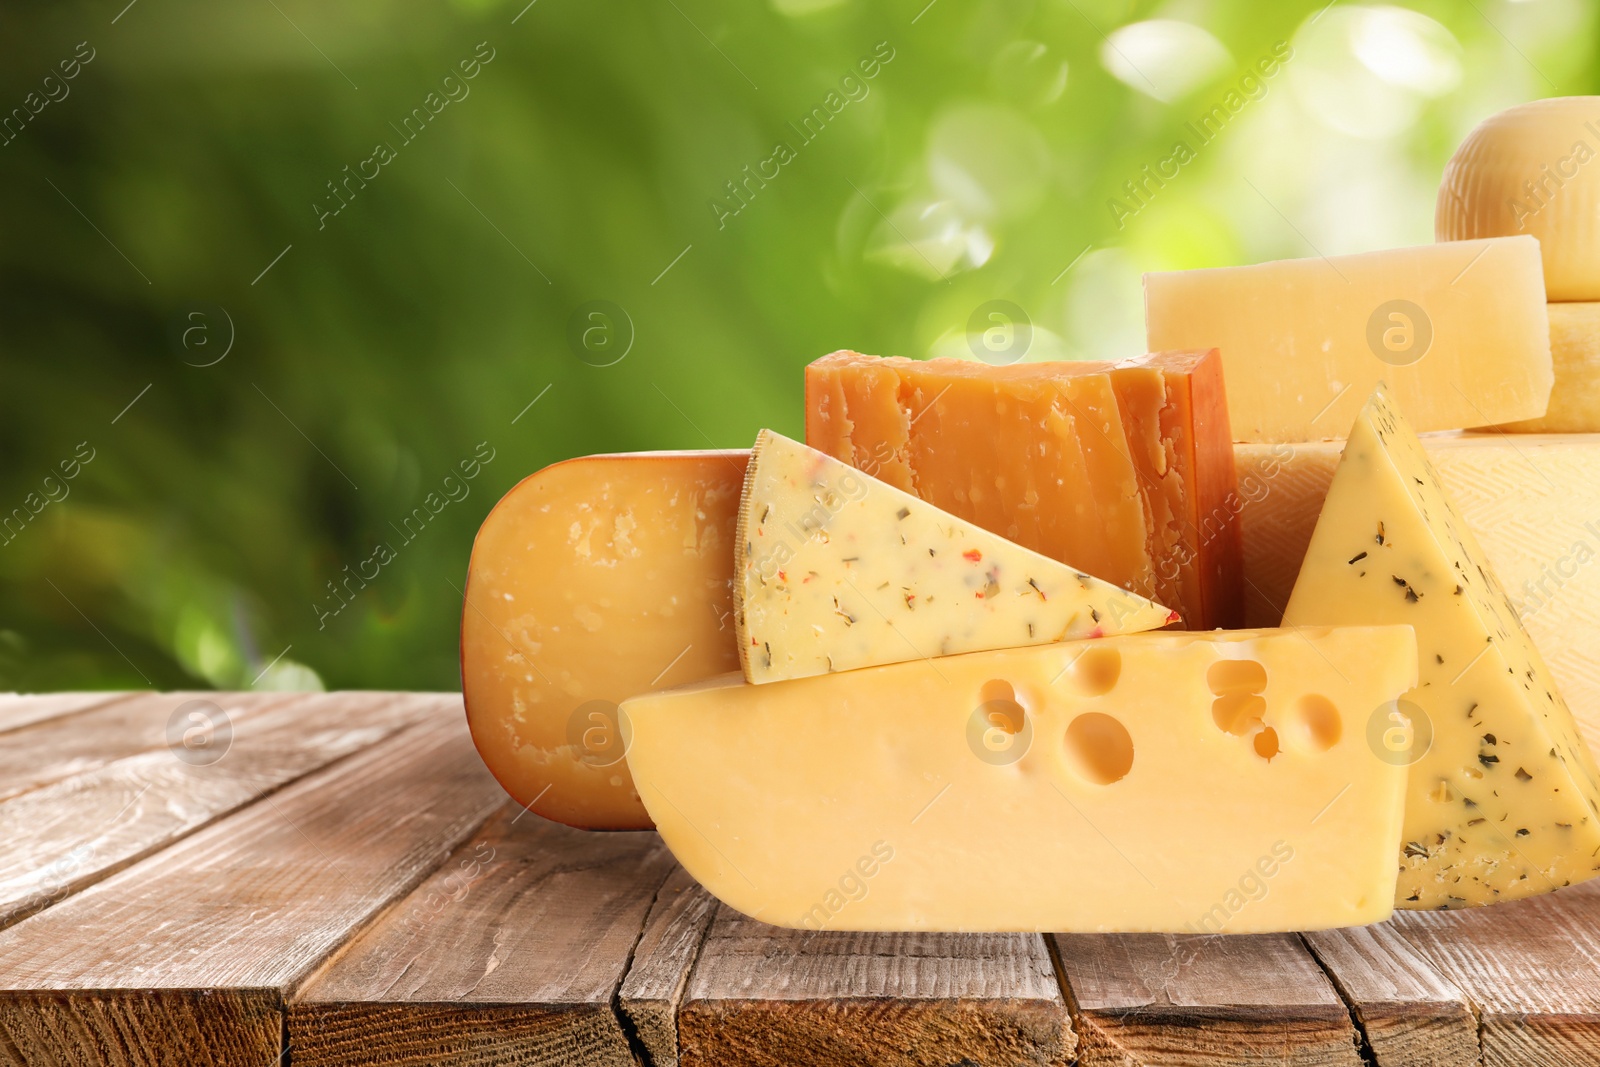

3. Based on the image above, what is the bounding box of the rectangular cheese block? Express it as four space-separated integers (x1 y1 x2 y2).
1280 386 1600 909
622 627 1415 933
1492 302 1600 433
461 451 746 830
805 349 1242 629
1145 236 1553 442
735 430 1175 682
1237 433 1600 758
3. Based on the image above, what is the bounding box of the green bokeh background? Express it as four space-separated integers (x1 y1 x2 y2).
2 0 1594 692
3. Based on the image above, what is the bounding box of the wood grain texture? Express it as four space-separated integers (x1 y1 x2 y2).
618 867 718 1067
0 705 505 1067
0 690 290 802
290 809 675 1066
0 691 432 930
1053 933 1362 1067
681 908 1072 1067
1302 924 1479 1067
1392 879 1600 1066
0 693 137 735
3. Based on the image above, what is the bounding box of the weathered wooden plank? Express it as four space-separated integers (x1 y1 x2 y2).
1053 932 1363 1067
0 705 505 1067
618 868 718 1067
0 691 432 930
289 810 674 1066
0 693 138 735
1391 879 1600 1066
0 690 290 802
680 909 1072 1067
1302 924 1479 1067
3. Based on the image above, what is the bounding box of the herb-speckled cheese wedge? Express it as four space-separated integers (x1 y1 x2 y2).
736 430 1177 683
1283 385 1600 909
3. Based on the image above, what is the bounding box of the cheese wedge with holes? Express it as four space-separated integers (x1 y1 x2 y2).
1492 303 1600 433
1144 237 1553 442
805 349 1243 629
622 627 1414 932
1281 387 1600 909
461 451 746 830
735 430 1176 683
1436 97 1600 302
1235 433 1600 761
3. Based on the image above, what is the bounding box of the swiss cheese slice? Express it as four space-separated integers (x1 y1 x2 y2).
735 430 1176 683
1144 237 1553 442
1281 387 1600 909
1492 302 1600 434
461 451 745 830
1436 97 1600 302
622 627 1415 932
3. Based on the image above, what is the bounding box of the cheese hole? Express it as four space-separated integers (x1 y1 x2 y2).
980 679 1017 707
1067 646 1122 695
1207 658 1268 695
1253 727 1280 761
1290 694 1341 752
1063 713 1134 785
1212 692 1266 736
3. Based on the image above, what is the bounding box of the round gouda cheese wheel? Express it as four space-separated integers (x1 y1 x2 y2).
1436 96 1600 301
460 450 747 830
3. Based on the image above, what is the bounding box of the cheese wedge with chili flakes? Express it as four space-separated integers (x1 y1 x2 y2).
1282 385 1600 909
735 430 1177 684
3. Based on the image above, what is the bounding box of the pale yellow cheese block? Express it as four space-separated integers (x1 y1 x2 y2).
1237 433 1600 759
1279 386 1600 909
1493 303 1600 433
735 430 1176 683
1436 97 1600 302
622 627 1415 933
1144 236 1553 442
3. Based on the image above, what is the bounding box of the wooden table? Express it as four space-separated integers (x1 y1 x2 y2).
0 692 1596 1066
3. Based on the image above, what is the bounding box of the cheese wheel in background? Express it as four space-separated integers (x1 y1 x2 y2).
1436 96 1600 302
1493 302 1600 433
460 450 746 830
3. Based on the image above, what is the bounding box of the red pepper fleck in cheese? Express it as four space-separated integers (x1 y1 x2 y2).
735 430 1175 683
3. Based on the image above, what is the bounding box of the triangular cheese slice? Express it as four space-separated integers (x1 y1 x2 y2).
736 430 1177 683
1283 385 1600 909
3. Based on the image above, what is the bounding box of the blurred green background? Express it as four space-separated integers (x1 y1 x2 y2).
2 0 1594 692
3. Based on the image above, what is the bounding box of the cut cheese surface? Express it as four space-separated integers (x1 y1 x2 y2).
1144 237 1553 442
1436 97 1600 302
460 451 745 830
1281 387 1600 909
622 627 1415 933
1236 433 1600 758
1493 302 1600 433
805 349 1242 629
735 430 1175 683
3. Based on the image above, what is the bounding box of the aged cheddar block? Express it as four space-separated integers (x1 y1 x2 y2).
805 349 1242 629
1236 433 1600 757
1281 387 1600 909
460 451 745 830
1436 97 1600 302
1144 237 1553 442
1492 303 1600 433
623 627 1414 933
736 430 1175 683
